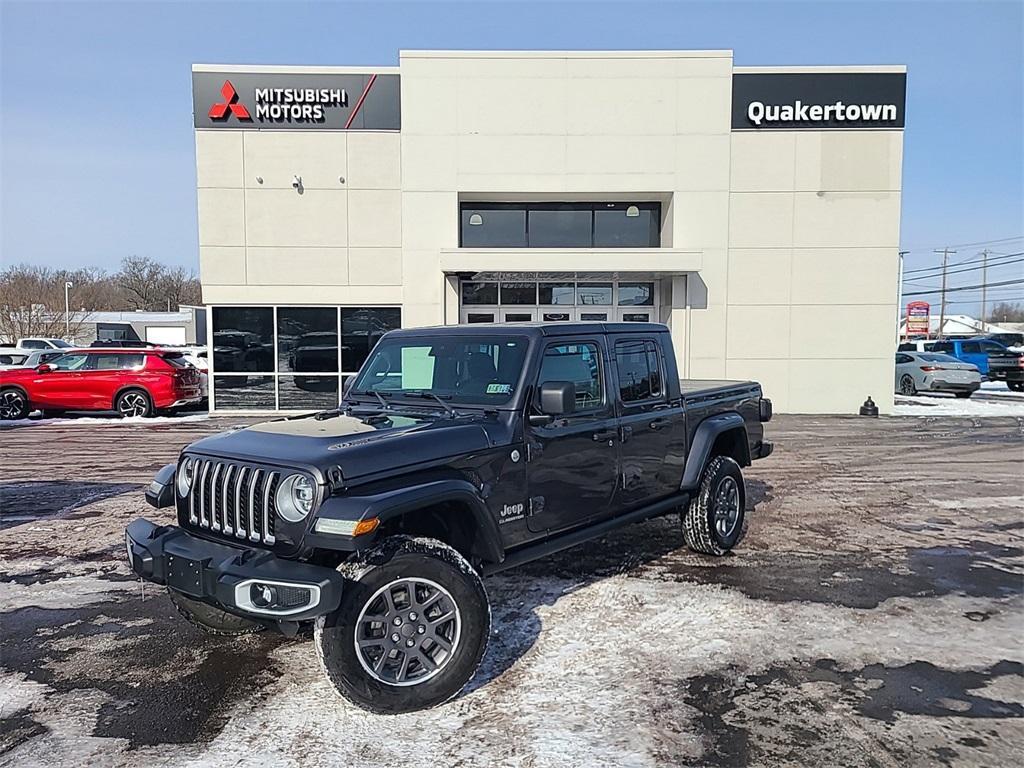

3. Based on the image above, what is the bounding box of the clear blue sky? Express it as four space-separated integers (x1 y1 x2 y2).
2 0 1022 315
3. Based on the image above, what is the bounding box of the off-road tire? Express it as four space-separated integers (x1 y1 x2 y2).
682 455 747 556
1008 381 1023 392
168 588 264 636
954 391 973 399
40 409 66 419
315 536 490 714
0 387 30 420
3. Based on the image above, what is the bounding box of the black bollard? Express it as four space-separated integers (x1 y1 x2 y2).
859 396 879 417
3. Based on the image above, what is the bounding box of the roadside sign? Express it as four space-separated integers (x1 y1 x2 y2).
906 301 930 337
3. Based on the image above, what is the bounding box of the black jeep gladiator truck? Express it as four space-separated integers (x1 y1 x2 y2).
126 322 773 713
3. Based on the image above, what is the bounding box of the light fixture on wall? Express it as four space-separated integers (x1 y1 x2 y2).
339 176 345 184
255 176 263 184
625 205 640 217
468 213 483 226
291 175 303 193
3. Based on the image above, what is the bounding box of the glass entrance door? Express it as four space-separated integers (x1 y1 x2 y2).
459 279 659 325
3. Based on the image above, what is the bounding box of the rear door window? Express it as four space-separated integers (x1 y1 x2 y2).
614 339 664 403
91 353 145 370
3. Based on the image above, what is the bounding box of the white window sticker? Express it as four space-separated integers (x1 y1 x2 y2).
486 383 512 395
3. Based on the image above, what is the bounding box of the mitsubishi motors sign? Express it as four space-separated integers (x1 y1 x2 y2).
192 69 400 130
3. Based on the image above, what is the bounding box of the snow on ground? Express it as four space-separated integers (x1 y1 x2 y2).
0 412 209 428
894 395 1024 417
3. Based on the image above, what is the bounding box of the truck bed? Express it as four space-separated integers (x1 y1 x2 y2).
679 379 762 402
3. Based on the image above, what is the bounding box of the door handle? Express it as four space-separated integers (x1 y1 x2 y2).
649 417 672 430
592 429 617 443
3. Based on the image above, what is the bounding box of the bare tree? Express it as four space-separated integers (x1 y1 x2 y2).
989 302 1024 324
0 265 105 342
117 256 167 311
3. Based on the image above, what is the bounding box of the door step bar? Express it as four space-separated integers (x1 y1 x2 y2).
481 492 689 576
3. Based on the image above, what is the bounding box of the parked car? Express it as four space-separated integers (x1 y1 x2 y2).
127 322 773 714
0 348 202 420
0 349 66 371
894 352 981 398
0 351 30 368
181 348 210 400
15 337 73 350
928 338 1024 391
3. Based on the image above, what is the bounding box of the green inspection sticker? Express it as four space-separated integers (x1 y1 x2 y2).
486 383 513 395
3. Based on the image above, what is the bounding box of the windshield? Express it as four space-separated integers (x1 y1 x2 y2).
919 353 961 363
351 336 529 406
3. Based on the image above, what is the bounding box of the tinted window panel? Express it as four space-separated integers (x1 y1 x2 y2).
278 307 338 373
577 283 613 306
50 353 89 371
212 307 274 373
622 313 651 322
539 342 603 409
615 340 662 402
213 375 275 409
500 283 537 305
466 313 495 324
618 282 655 306
341 308 401 373
962 342 981 353
503 313 533 322
538 283 575 305
528 208 592 247
594 204 660 247
580 312 607 321
461 282 498 305
543 313 571 322
279 375 339 410
461 208 527 247
93 353 144 370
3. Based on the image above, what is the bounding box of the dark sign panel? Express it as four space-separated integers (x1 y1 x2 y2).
731 72 906 130
192 71 400 130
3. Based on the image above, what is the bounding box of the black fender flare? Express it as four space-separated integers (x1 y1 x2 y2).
680 413 749 490
312 479 505 565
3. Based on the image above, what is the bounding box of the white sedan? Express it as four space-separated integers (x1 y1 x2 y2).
895 351 981 398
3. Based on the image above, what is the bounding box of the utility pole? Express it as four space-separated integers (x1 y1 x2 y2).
934 248 955 340
896 250 908 343
979 249 989 327
64 281 74 339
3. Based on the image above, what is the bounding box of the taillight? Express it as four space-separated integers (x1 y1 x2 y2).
919 366 946 372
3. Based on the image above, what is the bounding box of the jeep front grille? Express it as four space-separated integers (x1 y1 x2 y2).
187 459 278 545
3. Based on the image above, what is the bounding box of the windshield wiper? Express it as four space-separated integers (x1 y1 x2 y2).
315 389 390 421
399 391 456 417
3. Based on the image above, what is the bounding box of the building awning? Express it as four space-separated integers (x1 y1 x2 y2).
439 248 701 279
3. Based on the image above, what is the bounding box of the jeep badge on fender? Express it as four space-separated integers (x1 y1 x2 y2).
125 322 773 714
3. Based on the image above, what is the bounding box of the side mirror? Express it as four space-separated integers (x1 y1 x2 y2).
538 381 576 416
341 374 356 397
35 363 56 373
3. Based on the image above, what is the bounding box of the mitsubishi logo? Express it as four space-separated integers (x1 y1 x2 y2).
208 80 251 121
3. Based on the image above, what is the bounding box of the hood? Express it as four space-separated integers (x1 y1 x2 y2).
185 411 503 482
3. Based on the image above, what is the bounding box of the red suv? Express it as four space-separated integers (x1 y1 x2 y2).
0 348 202 420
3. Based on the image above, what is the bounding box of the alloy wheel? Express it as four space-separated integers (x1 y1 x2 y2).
353 577 461 687
900 375 916 396
118 392 149 417
714 475 741 538
0 390 26 419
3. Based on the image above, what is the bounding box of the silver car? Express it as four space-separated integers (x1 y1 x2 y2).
895 351 981 398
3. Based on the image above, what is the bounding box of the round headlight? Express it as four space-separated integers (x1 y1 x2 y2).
276 473 316 523
176 456 195 497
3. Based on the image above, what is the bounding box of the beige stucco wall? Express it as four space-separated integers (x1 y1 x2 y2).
196 124 404 306
194 52 905 414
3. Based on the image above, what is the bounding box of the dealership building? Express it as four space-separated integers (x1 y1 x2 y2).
192 50 906 413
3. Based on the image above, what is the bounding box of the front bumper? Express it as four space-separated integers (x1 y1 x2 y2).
125 517 344 622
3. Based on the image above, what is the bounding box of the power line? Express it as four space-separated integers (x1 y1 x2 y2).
899 235 1024 254
904 278 1024 297
903 255 1024 281
904 250 1024 276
